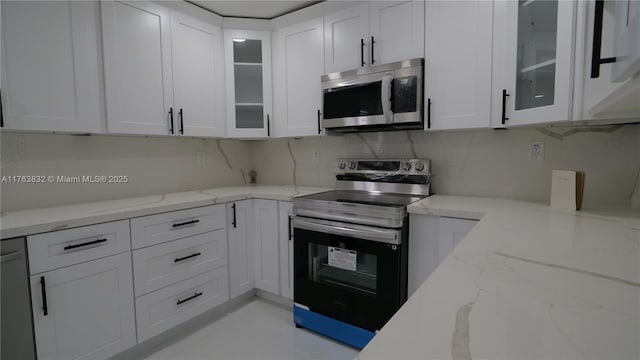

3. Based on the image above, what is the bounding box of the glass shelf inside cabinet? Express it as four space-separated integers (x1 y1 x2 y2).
233 39 264 129
515 0 558 110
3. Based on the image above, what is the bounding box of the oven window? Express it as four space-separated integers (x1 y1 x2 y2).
323 82 383 119
308 243 377 294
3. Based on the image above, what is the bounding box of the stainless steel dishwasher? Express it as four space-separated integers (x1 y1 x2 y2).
1 237 36 360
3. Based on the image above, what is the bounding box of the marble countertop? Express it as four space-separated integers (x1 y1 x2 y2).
362 195 640 359
0 185 331 239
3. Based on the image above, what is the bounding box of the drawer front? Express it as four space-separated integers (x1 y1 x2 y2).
132 229 227 296
135 267 229 342
131 205 226 249
28 220 131 274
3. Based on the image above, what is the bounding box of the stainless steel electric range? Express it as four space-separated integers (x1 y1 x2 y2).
291 158 431 349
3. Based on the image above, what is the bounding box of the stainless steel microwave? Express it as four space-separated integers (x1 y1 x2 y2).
321 58 423 133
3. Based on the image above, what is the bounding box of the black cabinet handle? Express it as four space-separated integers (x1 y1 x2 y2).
172 219 199 228
288 215 292 241
232 203 237 228
427 98 432 129
176 291 203 305
501 89 509 125
0 88 4 128
360 38 365 67
40 276 48 316
174 252 201 263
590 0 617 78
317 109 322 134
370 36 376 65
267 114 270 137
178 108 184 134
63 238 107 250
169 107 174 134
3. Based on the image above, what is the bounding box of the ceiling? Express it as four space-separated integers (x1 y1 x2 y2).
188 1 324 19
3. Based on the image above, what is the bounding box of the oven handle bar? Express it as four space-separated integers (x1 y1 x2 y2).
293 217 401 245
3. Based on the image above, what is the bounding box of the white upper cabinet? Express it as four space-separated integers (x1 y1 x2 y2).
495 0 577 126
1 1 104 133
224 30 273 138
101 1 173 135
102 1 224 137
324 4 370 74
369 1 424 65
424 1 493 130
273 17 324 138
172 12 225 137
612 0 640 82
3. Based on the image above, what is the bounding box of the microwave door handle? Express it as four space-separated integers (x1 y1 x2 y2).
381 75 393 123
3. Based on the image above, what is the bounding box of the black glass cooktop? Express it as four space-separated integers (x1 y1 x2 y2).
296 190 425 207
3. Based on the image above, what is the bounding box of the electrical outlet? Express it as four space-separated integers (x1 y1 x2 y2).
529 142 545 161
197 152 205 166
313 151 321 165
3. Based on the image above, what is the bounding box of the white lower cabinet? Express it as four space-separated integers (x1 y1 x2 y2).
408 215 477 296
227 200 255 298
278 201 294 300
253 199 280 294
30 252 136 360
135 267 229 342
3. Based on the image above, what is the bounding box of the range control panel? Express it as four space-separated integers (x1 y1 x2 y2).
335 159 430 175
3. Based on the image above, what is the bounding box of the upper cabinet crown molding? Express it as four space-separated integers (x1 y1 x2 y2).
1 0 105 133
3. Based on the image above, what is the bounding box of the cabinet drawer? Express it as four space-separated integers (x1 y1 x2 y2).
135 267 229 342
27 220 131 274
132 229 227 296
131 205 226 249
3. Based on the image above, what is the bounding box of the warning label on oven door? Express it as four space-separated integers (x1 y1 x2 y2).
328 247 357 271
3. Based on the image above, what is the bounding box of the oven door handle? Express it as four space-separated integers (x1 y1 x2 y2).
293 217 401 245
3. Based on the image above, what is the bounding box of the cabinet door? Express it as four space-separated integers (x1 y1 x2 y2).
172 12 225 138
612 0 640 82
224 30 273 138
0 1 103 132
30 253 136 360
278 201 294 300
369 1 424 65
498 0 576 126
273 17 324 137
424 1 493 130
324 4 370 73
101 1 173 135
227 200 255 298
253 199 280 294
437 217 477 265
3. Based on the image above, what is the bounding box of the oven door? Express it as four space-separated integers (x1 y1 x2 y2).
293 216 408 332
321 71 393 129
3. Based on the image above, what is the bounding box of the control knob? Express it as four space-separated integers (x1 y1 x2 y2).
402 162 412 171
338 162 346 170
348 162 357 170
414 162 425 172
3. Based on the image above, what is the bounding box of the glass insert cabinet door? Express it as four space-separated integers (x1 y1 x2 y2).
501 0 576 125
224 30 272 138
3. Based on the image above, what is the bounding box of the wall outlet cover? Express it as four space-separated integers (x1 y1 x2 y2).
529 142 545 161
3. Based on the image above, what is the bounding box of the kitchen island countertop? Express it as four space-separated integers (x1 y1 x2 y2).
360 195 640 359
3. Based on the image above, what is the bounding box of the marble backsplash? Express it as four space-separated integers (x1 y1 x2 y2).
250 124 640 208
1 133 252 211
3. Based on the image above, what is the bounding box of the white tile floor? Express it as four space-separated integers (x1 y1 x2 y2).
142 299 359 360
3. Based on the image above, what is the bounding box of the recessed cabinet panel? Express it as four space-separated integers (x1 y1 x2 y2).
101 0 173 135
227 200 255 298
324 4 370 73
253 199 280 294
1 1 103 132
369 1 424 65
171 12 225 137
612 0 640 82
225 30 272 138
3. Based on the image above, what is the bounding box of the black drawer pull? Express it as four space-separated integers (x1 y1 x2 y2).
169 107 174 134
501 89 509 125
370 36 376 65
179 108 184 134
360 38 365 67
176 291 203 305
172 219 199 228
232 203 237 228
40 276 48 316
288 215 293 241
317 109 322 134
174 252 201 263
63 238 107 250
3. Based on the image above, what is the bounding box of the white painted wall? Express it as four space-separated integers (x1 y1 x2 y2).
0 133 252 211
250 124 640 207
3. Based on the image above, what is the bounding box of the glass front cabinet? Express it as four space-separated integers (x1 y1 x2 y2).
494 0 577 126
224 30 272 138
